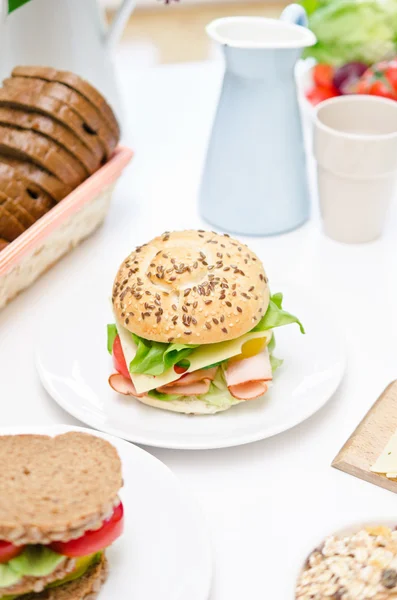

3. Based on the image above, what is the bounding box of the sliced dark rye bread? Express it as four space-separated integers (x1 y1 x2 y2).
0 203 25 241
0 190 34 229
4 78 117 159
0 89 104 163
0 107 100 175
13 66 120 139
0 126 87 186
0 238 9 251
22 554 108 600
0 166 51 222
0 157 71 203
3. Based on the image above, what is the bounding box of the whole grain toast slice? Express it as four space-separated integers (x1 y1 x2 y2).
0 189 34 229
0 162 54 218
4 78 117 159
0 126 86 186
0 238 9 250
0 157 71 203
0 89 105 162
0 107 100 175
23 554 108 600
13 66 120 139
0 432 122 545
0 203 25 240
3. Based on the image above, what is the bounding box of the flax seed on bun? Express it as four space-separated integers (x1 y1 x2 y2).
112 230 270 344
0 432 122 546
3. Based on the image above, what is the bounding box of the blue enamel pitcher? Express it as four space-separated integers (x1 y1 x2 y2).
199 5 316 236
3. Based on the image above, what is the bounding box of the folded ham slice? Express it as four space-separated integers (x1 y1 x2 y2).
225 349 272 401
157 380 211 396
157 367 217 396
108 373 146 398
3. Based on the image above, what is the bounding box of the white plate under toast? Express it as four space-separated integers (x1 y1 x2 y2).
35 282 346 449
0 425 213 600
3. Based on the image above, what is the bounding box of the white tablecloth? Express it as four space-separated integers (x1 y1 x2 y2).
1 57 397 599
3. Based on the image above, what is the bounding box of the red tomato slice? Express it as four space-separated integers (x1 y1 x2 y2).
50 502 124 557
174 364 188 375
313 64 334 90
0 541 24 564
112 336 130 380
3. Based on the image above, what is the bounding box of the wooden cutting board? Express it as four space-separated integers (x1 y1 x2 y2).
332 381 397 493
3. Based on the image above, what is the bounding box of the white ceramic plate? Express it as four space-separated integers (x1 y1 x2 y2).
36 282 346 450
0 425 213 600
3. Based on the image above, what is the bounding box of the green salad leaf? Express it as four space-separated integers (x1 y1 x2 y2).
302 0 397 66
0 564 21 590
129 335 198 376
8 546 64 578
107 324 118 354
267 333 284 373
0 546 65 590
252 293 305 334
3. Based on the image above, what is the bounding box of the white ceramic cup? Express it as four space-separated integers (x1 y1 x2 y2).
314 96 397 243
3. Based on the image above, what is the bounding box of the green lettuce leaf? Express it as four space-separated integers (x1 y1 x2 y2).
129 334 198 377
0 565 21 590
8 546 64 578
267 333 283 373
253 293 305 334
147 389 182 401
270 355 284 372
302 0 397 66
107 324 118 354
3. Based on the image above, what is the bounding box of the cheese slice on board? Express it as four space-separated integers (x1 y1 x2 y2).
370 429 397 474
114 316 272 394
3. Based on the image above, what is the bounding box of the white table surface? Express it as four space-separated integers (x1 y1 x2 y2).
2 56 397 599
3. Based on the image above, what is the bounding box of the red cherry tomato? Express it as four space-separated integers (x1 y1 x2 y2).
50 502 124 557
386 62 397 93
306 85 339 106
174 364 188 375
313 63 334 90
356 61 397 100
0 541 24 564
112 336 130 379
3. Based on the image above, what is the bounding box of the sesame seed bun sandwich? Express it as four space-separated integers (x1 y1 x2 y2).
0 432 123 600
108 230 305 415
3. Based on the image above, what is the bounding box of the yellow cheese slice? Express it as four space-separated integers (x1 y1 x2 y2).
114 315 272 394
370 430 397 474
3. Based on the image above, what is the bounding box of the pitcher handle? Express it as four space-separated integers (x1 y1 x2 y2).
280 4 308 27
106 0 137 49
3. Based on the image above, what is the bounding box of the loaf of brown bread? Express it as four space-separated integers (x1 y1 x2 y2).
4 78 117 159
0 65 121 247
0 238 9 251
0 107 100 175
0 126 86 186
13 66 120 139
0 158 71 204
0 88 105 162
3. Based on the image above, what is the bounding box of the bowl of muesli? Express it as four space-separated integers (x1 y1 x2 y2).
295 521 397 600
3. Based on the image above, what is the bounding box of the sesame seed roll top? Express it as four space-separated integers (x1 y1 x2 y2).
112 230 270 344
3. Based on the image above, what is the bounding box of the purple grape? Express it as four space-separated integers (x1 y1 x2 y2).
333 62 368 95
